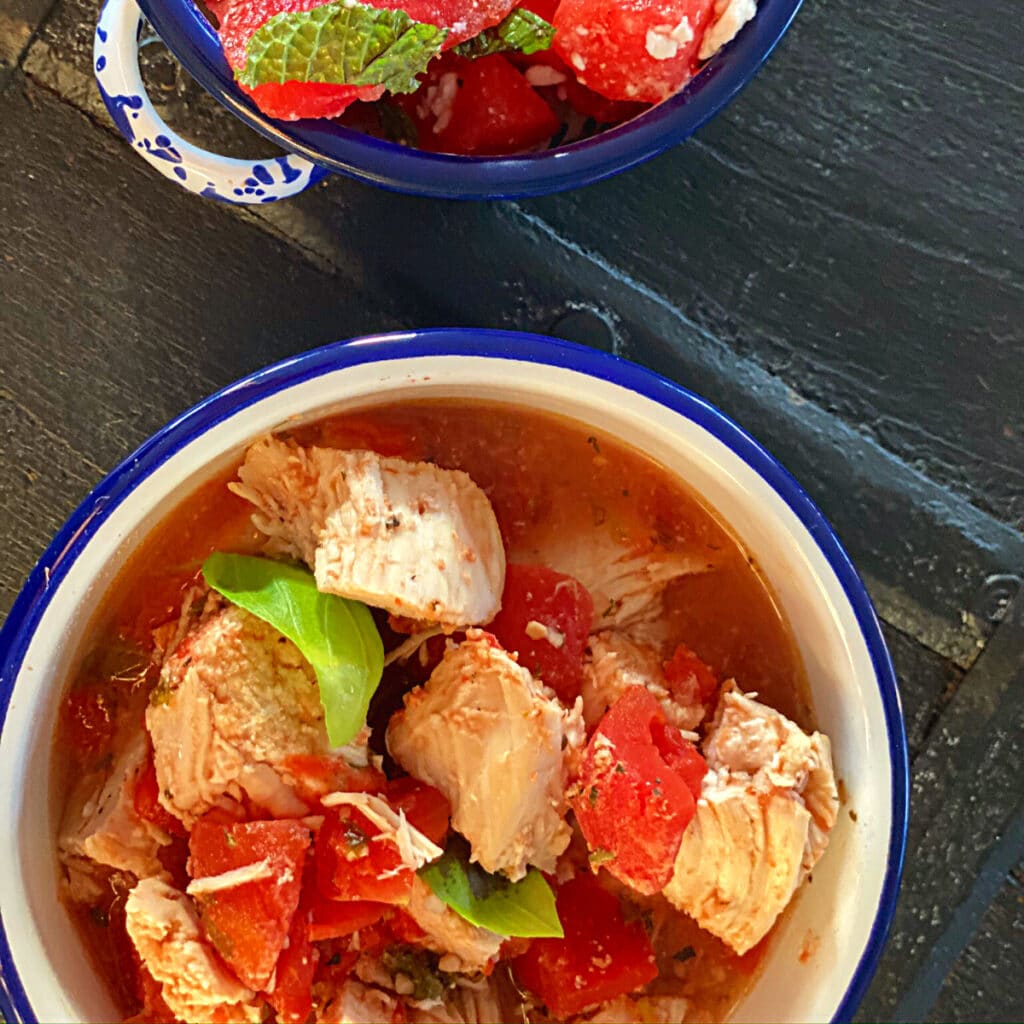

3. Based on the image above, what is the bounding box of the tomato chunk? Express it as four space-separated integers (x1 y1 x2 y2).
512 874 657 1017
308 898 389 941
663 642 718 707
571 686 702 893
133 753 187 838
488 563 594 703
315 805 413 904
188 818 311 990
386 776 451 845
552 0 716 102
280 753 387 805
410 54 560 156
266 906 318 1023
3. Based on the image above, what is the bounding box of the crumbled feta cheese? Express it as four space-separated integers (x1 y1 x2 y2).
571 53 587 71
699 0 757 61
425 72 460 135
645 16 693 60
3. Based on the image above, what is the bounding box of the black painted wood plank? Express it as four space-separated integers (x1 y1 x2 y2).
883 623 964 761
927 862 1024 1024
0 76 411 617
856 596 1024 1022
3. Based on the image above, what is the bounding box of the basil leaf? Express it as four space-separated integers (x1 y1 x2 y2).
202 552 383 746
420 841 563 938
454 8 555 59
238 0 447 95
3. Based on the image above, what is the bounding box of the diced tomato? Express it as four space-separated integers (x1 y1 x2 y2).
133 754 187 838
512 874 657 1017
552 0 716 103
650 717 707 798
266 906 318 1024
408 54 560 156
487 563 594 703
388 908 427 945
385 776 451 845
308 898 389 941
280 753 387 805
61 685 115 761
571 686 699 893
663 642 718 707
315 805 413 904
189 818 312 990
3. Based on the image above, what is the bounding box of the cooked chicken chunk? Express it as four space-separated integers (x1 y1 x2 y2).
699 0 757 60
407 976 521 1023
663 685 838 954
520 525 709 632
232 437 505 627
387 633 577 879
318 980 400 1024
147 594 327 825
582 631 704 732
125 878 262 1024
59 731 169 893
405 877 503 974
579 995 691 1023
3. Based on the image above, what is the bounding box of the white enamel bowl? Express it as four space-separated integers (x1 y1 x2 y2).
0 330 908 1023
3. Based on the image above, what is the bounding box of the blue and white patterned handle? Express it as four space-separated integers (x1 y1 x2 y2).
94 0 329 203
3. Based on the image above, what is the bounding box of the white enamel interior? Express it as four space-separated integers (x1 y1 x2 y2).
0 353 893 1023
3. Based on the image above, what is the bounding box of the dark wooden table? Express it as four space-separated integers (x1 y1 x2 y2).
1 0 1022 1019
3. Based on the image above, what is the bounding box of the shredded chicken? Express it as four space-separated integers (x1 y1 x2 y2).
407 974 523 1023
405 877 503 974
317 978 400 1023
519 525 709 632
58 731 169 894
231 437 506 627
582 630 705 732
125 878 262 1024
147 594 326 825
578 995 691 1023
387 633 578 879
663 684 838 954
321 791 443 870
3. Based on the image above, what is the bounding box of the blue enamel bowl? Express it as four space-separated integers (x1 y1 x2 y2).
0 331 906 1022
132 0 803 198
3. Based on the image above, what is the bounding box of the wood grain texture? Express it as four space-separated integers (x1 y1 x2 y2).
928 862 1024 1024
856 598 1024 1022
0 78 411 616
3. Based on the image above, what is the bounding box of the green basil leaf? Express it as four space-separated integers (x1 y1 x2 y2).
420 841 563 938
202 552 383 746
453 8 555 59
238 0 447 95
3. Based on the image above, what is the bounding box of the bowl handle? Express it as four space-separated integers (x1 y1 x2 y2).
94 0 329 203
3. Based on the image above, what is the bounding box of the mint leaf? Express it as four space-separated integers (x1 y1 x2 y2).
454 8 555 59
202 552 384 746
420 840 563 938
239 0 447 95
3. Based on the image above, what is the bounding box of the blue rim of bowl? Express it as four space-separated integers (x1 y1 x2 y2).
133 0 803 199
0 329 907 1023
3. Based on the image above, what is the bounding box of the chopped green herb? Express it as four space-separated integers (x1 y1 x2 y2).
454 7 555 58
589 784 600 807
673 945 697 963
614 762 626 774
380 945 447 1002
239 0 447 94
588 848 616 868
224 829 237 848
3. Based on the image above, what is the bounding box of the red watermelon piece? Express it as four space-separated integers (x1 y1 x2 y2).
188 818 312 991
552 0 716 103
